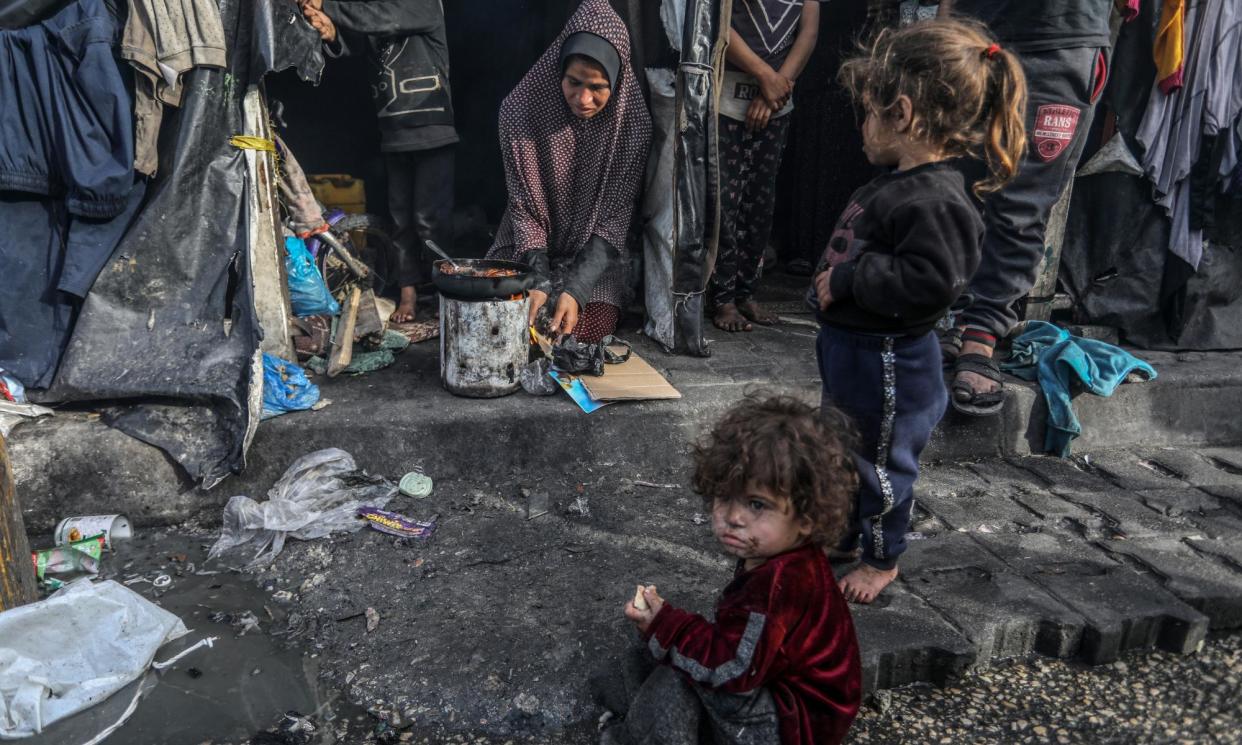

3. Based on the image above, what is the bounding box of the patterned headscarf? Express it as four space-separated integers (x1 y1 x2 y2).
488 0 652 307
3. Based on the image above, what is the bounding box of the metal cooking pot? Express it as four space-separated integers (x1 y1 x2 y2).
431 258 535 301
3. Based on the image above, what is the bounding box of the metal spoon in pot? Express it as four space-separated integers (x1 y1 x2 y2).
424 239 463 271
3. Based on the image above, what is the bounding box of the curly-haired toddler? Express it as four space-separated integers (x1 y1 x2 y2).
597 395 862 745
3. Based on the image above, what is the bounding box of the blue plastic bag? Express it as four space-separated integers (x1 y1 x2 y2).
261 353 320 419
284 236 340 317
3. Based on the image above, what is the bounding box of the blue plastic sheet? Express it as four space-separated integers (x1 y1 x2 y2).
284 236 340 317
261 353 320 420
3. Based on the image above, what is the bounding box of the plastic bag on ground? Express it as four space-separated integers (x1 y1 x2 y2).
284 236 340 317
261 353 320 419
0 579 187 738
207 448 396 568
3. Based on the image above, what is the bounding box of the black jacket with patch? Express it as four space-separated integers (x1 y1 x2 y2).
806 162 984 336
324 0 457 152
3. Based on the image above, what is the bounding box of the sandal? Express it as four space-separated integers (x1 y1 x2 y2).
950 352 1006 417
940 326 963 367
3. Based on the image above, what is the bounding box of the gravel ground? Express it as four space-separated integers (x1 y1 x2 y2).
299 633 1242 744
848 632 1242 745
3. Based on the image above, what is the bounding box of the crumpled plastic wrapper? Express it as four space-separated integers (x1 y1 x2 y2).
207 448 396 568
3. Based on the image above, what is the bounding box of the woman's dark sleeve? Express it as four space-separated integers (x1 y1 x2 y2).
561 235 620 309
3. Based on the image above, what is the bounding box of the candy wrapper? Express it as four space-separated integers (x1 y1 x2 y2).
356 507 436 540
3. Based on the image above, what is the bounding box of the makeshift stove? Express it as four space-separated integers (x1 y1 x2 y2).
432 258 533 398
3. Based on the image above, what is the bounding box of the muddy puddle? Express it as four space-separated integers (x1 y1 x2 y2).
23 528 369 745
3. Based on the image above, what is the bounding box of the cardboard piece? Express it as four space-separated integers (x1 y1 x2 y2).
581 351 681 402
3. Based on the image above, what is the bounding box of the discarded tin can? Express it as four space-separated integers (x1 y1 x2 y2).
32 533 105 589
356 506 436 539
398 471 433 498
55 514 132 549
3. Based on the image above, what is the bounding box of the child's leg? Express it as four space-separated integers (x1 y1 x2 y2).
817 330 862 558
710 117 750 332
589 643 655 718
696 685 781 745
819 329 948 602
731 115 791 325
603 665 704 745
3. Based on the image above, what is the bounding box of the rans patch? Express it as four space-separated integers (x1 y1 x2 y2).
1032 104 1081 162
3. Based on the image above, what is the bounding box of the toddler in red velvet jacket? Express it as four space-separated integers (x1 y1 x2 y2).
598 395 862 745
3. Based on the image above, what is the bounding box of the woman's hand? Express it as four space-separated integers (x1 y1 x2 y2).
550 293 580 338
745 97 774 133
623 586 665 634
528 289 549 325
814 268 834 310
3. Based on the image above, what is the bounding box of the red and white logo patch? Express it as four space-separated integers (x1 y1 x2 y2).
1032 104 1081 162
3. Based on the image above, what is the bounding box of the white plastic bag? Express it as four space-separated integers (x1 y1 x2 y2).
207 448 396 568
0 579 187 738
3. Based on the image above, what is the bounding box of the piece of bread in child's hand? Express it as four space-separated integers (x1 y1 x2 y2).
633 584 648 610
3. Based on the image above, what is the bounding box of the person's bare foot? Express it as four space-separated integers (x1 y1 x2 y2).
838 563 899 604
737 299 778 326
713 303 752 332
953 339 1000 401
390 286 417 324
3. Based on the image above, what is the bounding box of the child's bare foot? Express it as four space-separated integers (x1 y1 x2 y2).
838 564 899 604
738 299 778 326
713 303 752 332
390 286 417 324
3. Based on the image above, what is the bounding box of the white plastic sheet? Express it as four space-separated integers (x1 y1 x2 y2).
0 579 187 739
207 448 396 568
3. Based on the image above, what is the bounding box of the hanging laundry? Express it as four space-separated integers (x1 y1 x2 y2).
1137 0 1242 270
0 0 144 388
1154 0 1184 94
0 0 134 217
120 0 227 176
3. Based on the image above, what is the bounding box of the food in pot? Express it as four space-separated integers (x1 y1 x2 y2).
438 263 521 278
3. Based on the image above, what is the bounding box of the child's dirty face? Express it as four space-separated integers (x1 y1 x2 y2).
711 484 812 566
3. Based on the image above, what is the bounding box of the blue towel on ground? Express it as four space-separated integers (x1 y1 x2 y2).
1001 321 1156 457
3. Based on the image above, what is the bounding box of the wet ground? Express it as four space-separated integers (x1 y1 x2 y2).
23 527 375 745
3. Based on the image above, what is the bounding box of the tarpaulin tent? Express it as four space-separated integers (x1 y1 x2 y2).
2 0 323 487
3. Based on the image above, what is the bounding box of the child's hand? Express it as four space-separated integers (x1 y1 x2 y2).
745 97 774 133
303 6 336 42
298 0 322 10
814 269 834 310
759 69 793 110
623 585 665 634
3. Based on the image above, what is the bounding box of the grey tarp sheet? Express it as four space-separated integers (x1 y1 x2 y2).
668 0 723 357
43 0 323 487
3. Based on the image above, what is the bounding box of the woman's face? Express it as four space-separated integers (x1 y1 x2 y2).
561 58 612 119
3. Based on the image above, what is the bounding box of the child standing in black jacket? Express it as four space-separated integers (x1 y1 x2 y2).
808 19 1026 603
302 0 456 324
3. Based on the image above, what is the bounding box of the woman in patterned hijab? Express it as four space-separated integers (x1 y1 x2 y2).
487 0 652 343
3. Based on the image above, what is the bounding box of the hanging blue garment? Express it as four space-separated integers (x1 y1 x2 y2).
1002 321 1157 457
0 0 134 217
0 0 141 388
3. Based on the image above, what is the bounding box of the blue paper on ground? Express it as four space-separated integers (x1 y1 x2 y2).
1002 321 1156 457
548 370 609 413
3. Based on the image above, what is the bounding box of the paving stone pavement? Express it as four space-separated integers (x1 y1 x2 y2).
865 445 1242 690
